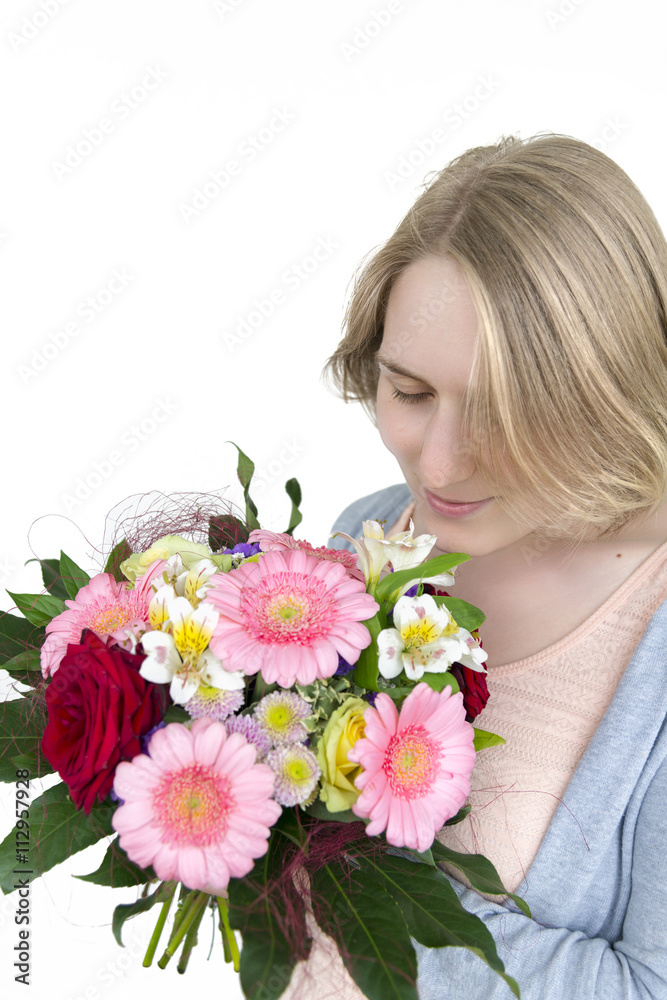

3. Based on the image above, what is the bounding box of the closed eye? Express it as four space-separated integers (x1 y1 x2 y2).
391 387 431 404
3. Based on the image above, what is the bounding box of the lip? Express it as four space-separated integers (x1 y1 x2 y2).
424 490 493 519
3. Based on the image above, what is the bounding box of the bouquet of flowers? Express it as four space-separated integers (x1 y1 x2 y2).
0 445 529 999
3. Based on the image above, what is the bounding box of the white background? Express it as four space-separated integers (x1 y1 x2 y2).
0 1 665 998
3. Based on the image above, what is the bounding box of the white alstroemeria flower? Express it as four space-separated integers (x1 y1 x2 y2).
139 596 244 704
148 584 177 630
377 518 438 573
332 519 393 588
377 593 471 681
454 627 488 671
182 558 220 605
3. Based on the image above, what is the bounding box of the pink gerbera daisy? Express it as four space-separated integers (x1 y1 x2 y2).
348 683 475 853
111 717 282 894
248 529 360 571
40 561 165 678
205 549 379 688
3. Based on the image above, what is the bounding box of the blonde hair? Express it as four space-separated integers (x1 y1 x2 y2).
322 132 667 542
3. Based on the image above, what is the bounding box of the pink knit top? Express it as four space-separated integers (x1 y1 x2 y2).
385 506 667 894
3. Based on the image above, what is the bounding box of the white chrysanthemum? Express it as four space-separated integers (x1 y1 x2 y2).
267 744 321 806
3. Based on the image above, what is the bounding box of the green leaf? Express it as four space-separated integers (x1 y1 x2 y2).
442 804 471 827
9 749 54 782
104 539 133 582
375 553 470 604
366 853 520 998
25 558 70 603
227 441 260 531
269 806 308 851
473 728 506 752
228 830 307 1000
431 595 486 631
1 648 42 686
0 693 48 782
312 860 418 1000
6 592 65 629
284 478 303 536
0 612 45 666
0 782 115 894
430 840 531 918
76 837 155 888
421 671 460 695
384 845 436 867
162 703 190 725
58 551 91 599
351 613 383 690
305 799 360 823
377 685 415 702
112 881 176 946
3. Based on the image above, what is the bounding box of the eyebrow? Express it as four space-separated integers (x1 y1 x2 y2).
375 352 433 386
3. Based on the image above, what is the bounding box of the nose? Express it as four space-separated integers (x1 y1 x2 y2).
418 404 476 492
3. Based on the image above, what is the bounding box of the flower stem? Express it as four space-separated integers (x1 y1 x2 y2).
176 894 209 974
217 896 240 971
142 883 176 967
158 890 209 969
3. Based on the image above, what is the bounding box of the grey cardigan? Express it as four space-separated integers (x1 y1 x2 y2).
328 484 667 1000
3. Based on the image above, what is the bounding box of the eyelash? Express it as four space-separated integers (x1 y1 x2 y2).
391 387 431 404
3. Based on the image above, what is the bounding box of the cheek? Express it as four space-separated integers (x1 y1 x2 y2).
376 391 422 461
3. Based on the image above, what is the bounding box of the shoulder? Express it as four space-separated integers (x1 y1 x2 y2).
327 483 413 552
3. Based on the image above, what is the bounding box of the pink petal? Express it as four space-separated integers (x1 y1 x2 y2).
148 723 195 770
179 847 208 890
192 718 226 765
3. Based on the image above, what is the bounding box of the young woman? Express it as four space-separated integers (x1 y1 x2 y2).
319 134 667 999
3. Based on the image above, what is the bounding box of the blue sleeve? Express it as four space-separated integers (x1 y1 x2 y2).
416 759 667 1000
327 484 413 552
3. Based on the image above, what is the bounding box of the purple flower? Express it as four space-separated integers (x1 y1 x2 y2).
334 654 357 677
224 542 261 557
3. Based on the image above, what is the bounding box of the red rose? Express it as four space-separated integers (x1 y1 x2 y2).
449 632 490 722
41 630 168 814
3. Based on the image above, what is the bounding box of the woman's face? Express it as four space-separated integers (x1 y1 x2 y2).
376 255 535 559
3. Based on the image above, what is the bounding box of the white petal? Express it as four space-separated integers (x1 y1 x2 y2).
198 650 245 689
167 596 194 629
403 655 424 681
361 520 385 540
140 629 181 677
139 635 181 683
377 628 404 679
190 601 219 633
170 674 199 704
420 571 456 588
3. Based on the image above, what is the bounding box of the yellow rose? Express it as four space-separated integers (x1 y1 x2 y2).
316 696 369 813
120 534 230 584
